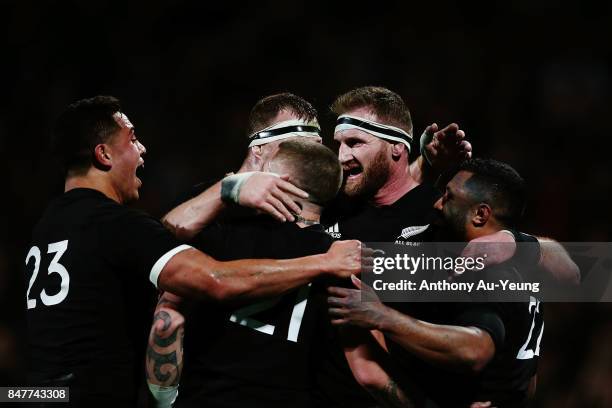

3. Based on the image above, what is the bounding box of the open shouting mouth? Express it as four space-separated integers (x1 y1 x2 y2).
344 163 363 181
136 160 145 186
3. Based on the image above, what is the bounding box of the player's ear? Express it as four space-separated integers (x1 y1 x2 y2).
248 145 265 169
93 144 112 170
251 145 263 159
391 142 406 160
472 203 492 227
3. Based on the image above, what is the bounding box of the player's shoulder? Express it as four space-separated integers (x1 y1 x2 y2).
87 193 157 227
388 184 440 239
238 217 332 254
230 216 330 241
37 188 116 224
393 182 441 210
200 216 287 247
39 188 160 235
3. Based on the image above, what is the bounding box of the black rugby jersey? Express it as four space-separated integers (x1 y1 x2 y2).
316 184 541 407
388 262 543 407
25 188 187 407
314 183 440 408
322 183 440 242
390 224 542 407
175 217 333 408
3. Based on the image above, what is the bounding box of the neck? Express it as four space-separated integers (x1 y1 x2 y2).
239 151 262 172
372 161 419 206
65 170 122 204
238 159 256 172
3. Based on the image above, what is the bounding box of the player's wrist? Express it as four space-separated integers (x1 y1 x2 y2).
419 128 434 166
220 172 256 204
148 382 178 408
374 305 396 332
316 253 336 276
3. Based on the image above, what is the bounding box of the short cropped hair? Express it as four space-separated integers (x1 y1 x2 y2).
52 95 122 175
331 86 413 135
246 93 318 136
459 158 526 227
273 139 342 205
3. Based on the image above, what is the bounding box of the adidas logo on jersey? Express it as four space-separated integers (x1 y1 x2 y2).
325 223 341 239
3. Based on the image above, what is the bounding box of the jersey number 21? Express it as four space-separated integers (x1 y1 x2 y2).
229 284 311 343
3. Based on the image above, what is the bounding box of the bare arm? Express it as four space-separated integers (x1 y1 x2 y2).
461 231 580 284
537 237 580 284
328 276 495 374
376 307 495 374
161 181 226 241
341 326 497 408
409 155 433 185
146 292 185 407
162 173 308 241
158 240 365 304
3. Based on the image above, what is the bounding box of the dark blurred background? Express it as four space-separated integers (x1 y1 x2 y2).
2 1 611 406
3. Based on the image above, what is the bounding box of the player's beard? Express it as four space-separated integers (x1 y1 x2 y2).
438 205 468 241
342 147 390 199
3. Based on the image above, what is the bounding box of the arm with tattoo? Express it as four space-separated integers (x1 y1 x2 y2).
146 292 185 407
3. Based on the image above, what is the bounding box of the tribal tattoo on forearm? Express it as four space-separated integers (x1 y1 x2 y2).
146 307 185 386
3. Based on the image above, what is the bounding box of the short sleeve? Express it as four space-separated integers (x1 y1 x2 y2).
104 207 192 288
453 304 506 352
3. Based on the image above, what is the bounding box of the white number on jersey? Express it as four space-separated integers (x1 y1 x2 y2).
516 296 544 360
25 240 70 309
229 284 311 343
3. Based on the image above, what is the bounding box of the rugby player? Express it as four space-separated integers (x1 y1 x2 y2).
162 92 467 240
155 140 344 408
314 86 578 408
325 86 578 277
328 158 545 407
158 91 475 408
162 93 323 239
314 86 472 407
24 96 363 407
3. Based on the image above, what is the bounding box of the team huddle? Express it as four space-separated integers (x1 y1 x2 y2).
25 87 579 407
